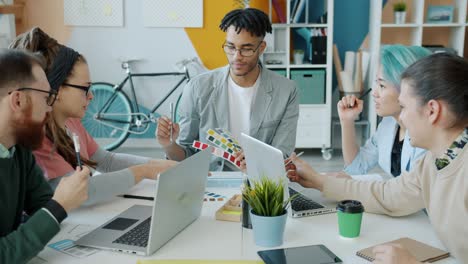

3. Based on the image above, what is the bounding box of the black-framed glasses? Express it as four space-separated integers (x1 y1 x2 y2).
222 41 263 57
8 88 58 106
63 83 91 96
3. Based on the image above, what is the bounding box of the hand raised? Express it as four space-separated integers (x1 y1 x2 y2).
337 95 364 122
156 116 180 147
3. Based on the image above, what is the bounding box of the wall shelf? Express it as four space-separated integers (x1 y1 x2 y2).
381 23 420 27
368 0 467 133
264 0 333 153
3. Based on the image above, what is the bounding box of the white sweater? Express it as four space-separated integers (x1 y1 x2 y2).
323 146 468 262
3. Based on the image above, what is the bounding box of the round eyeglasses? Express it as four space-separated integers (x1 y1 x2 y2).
222 41 263 57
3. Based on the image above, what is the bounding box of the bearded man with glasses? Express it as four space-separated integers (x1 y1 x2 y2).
157 8 299 171
0 49 90 264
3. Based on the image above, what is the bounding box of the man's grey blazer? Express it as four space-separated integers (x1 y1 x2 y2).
176 65 299 171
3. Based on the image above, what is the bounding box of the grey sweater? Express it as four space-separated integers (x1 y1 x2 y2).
48 148 151 205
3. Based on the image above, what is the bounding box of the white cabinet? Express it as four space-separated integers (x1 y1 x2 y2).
295 106 330 148
263 0 334 153
368 0 467 132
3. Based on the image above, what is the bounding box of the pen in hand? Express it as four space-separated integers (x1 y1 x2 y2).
169 103 174 143
347 88 372 108
285 151 305 167
359 88 372 100
72 133 82 170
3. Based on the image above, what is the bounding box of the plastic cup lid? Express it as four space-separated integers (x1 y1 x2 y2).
336 200 364 213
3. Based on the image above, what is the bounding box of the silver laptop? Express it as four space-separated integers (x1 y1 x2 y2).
240 133 337 218
75 148 211 256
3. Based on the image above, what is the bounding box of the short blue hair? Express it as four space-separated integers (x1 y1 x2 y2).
380 45 431 92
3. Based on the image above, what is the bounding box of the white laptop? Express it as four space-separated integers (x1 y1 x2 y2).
240 133 337 218
75 148 211 256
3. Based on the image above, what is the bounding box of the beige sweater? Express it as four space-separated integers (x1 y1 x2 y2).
324 146 467 262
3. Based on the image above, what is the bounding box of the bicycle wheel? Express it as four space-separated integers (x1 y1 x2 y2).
82 82 133 151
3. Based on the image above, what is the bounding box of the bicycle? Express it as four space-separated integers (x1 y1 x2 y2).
82 58 207 151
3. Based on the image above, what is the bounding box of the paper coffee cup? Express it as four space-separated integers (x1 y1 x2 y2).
336 200 364 238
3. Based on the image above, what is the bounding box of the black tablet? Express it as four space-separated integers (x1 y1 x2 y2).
257 244 342 264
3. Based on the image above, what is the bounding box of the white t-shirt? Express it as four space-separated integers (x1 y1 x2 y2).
228 75 259 141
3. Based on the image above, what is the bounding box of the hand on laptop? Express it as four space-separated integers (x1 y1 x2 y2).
53 166 90 212
156 116 180 147
372 243 420 264
286 152 325 191
130 160 178 182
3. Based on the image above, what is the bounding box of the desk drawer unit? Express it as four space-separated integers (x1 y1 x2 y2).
296 107 330 148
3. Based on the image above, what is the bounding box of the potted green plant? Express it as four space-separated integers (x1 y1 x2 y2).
393 1 407 24
242 176 293 247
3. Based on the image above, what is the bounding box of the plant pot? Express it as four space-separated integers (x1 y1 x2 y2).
249 210 287 247
394 11 406 24
293 51 304 64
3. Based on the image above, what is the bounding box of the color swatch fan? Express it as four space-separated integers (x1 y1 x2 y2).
191 128 243 169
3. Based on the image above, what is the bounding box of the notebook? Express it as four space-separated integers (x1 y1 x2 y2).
356 237 450 262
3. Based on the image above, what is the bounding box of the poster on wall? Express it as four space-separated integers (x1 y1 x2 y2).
64 0 124 27
142 0 203 28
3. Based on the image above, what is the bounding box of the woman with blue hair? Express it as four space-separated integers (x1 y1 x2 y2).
337 45 431 177
288 52 468 264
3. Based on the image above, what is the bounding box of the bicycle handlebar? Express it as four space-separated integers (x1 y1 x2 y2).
121 57 207 79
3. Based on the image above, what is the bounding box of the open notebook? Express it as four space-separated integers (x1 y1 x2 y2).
357 237 450 262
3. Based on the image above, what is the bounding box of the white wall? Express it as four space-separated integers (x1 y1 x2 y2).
66 0 199 113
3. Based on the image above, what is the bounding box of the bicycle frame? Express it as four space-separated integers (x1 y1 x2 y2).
95 69 190 131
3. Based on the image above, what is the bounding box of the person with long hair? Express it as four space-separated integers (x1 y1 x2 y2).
0 49 89 264
10 28 177 205
288 53 468 263
338 45 431 177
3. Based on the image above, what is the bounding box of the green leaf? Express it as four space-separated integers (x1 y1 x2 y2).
393 2 406 12
242 175 290 217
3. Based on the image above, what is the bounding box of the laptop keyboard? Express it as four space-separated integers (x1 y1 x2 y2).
113 217 151 247
289 188 324 211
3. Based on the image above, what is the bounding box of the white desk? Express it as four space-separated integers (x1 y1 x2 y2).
36 173 456 264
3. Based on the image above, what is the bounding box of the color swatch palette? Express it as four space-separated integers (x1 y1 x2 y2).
192 140 241 169
204 191 226 202
207 129 242 153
